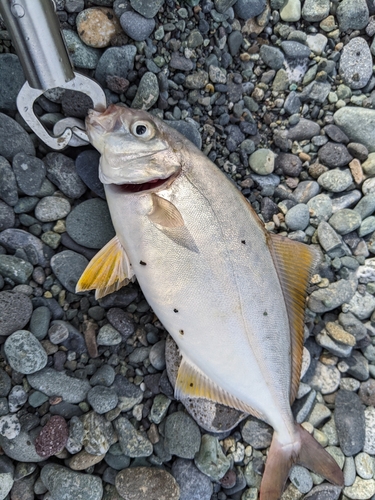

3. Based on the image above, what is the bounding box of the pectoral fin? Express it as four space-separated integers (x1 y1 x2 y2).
175 355 264 420
268 233 318 403
148 193 184 228
76 235 134 300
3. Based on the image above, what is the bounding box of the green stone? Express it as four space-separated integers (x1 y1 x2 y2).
194 434 230 481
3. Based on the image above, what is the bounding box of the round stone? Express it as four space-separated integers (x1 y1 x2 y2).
115 467 180 500
62 29 101 69
90 365 116 387
41 464 103 500
329 209 361 235
334 108 375 154
302 0 330 22
35 196 71 222
35 415 68 458
4 330 47 374
0 428 45 462
0 200 15 231
120 11 155 41
87 385 118 414
285 203 310 231
0 369 11 397
289 465 313 494
164 411 201 459
44 153 86 199
12 152 46 196
334 390 366 457
339 38 373 90
50 250 89 293
97 324 122 346
280 0 301 22
336 0 369 31
171 458 213 500
344 477 375 500
0 113 35 160
76 7 122 48
0 291 33 336
0 414 21 439
29 306 51 341
66 198 115 249
241 416 273 449
95 45 136 87
318 169 353 193
249 149 275 175
234 0 266 20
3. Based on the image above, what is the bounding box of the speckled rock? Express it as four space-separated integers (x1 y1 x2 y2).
344 477 375 500
334 108 375 154
35 196 71 222
76 7 122 48
164 411 201 459
50 250 89 293
44 153 86 199
171 458 213 500
87 385 118 414
41 464 103 500
35 416 68 458
0 428 45 462
115 467 180 500
318 169 353 193
114 417 152 457
95 45 136 87
339 38 373 90
62 29 101 69
336 0 369 31
4 330 47 374
13 152 46 196
82 411 116 455
131 72 159 110
329 210 362 235
0 291 33 336
249 148 275 175
334 390 365 456
194 434 230 481
0 113 35 160
120 11 155 42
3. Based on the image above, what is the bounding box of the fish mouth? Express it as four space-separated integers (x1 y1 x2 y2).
110 171 179 194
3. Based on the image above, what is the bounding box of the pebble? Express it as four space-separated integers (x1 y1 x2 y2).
0 369 11 397
120 11 155 42
249 149 275 175
4 330 47 374
8 385 27 413
114 417 153 457
171 458 213 500
344 455 357 487
87 385 118 414
0 54 25 113
76 7 122 48
95 45 136 87
304 361 340 395
0 113 35 160
334 390 365 456
66 198 114 249
0 200 15 230
289 465 313 494
41 464 103 500
302 0 330 22
318 169 353 193
280 0 301 22
149 339 166 370
364 407 375 455
0 414 20 439
13 152 46 196
50 250 89 293
234 0 266 19
165 120 202 149
359 379 375 406
0 156 18 207
259 45 285 70
115 467 180 500
241 416 272 449
288 119 321 141
329 209 362 235
0 291 33 336
35 196 71 222
44 153 86 199
318 143 352 169
354 195 375 219
0 473 13 500
344 477 375 500
35 415 68 458
285 203 310 231
308 277 357 313
107 307 135 339
97 324 122 345
62 29 101 69
355 452 374 480
131 72 159 109
164 411 201 459
75 150 105 199
27 368 91 404
339 38 373 90
194 434 230 481
69 450 105 470
334 108 375 153
281 41 310 59
336 0 370 31
90 364 115 387
82 411 116 455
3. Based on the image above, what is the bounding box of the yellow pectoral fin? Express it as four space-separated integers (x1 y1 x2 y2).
175 355 264 420
76 236 135 300
268 233 319 404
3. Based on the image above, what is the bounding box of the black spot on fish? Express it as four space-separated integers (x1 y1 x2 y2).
190 382 193 387
139 261 147 266
179 329 184 335
241 240 246 244
263 311 268 316
174 309 178 313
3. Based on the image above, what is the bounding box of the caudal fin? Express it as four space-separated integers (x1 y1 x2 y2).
260 423 344 500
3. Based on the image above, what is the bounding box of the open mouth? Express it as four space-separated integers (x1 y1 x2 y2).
112 175 173 194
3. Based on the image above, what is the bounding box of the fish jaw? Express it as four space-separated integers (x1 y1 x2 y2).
85 105 183 186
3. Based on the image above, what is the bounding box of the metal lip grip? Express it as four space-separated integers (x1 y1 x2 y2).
0 0 107 149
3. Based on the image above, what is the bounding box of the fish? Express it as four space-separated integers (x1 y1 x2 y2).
77 104 344 499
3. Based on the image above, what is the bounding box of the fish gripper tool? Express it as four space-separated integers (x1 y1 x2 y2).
0 0 107 149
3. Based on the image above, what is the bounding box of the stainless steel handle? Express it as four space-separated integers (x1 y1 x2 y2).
0 0 74 90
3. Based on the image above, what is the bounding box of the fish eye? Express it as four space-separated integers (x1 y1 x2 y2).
131 121 154 140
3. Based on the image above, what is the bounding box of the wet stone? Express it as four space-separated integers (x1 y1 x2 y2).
169 53 193 71
194 434 230 481
82 411 116 455
287 118 320 141
0 113 35 160
4 330 47 374
35 196 71 222
171 458 213 500
114 417 153 457
35 415 68 458
95 45 136 87
329 209 361 235
41 464 103 500
87 385 118 414
62 29 101 69
120 11 155 42
164 411 201 459
131 72 159 110
318 143 352 168
115 467 180 500
0 428 45 462
12 153 46 196
75 150 105 199
241 416 272 449
44 153 86 199
334 390 365 456
50 250 88 293
0 291 33 336
76 7 122 48
318 169 353 193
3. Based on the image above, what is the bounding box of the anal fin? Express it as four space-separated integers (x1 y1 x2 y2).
175 355 264 420
76 235 134 300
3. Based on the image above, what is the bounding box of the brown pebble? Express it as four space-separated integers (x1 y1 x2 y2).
115 467 180 500
349 158 364 185
49 396 63 405
35 415 68 458
68 450 105 470
359 379 375 406
76 8 122 48
83 320 99 358
299 152 311 162
308 162 329 179
106 75 129 94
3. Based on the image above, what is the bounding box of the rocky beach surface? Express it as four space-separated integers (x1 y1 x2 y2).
1 0 375 499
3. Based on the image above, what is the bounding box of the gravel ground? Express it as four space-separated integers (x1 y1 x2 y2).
1 0 375 499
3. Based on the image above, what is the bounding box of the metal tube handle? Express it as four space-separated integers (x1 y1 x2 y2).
0 0 74 90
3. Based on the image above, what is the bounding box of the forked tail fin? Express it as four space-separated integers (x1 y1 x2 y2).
260 423 344 500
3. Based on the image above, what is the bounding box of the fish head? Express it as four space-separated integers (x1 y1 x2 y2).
86 105 184 191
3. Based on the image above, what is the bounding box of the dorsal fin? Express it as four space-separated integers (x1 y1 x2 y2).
175 355 265 420
268 234 318 404
148 193 184 228
76 235 134 300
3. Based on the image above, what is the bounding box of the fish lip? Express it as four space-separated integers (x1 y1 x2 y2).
107 170 181 194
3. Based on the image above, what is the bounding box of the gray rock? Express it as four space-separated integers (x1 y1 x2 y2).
302 0 330 22
234 0 266 19
292 180 320 203
347 291 375 320
41 464 103 500
299 81 331 104
318 169 353 193
259 45 285 70
0 229 51 268
334 390 365 456
75 150 105 199
164 411 201 459
98 287 138 308
344 455 356 487
241 416 272 449
130 0 164 17
284 91 301 115
50 250 88 293
364 406 375 455
29 306 51 340
150 339 166 370
0 369 11 397
307 277 357 313
339 38 373 90
228 30 243 57
194 434 230 481
339 312 367 340
169 53 193 71
0 428 45 462
347 142 369 161
0 472 13 499
285 203 310 231
289 465 313 494
336 0 369 31
4 330 47 374
66 198 115 249
107 307 135 339
318 143 352 168
0 255 33 284
0 53 25 112
0 156 18 206
96 324 122 346
95 44 136 87
165 120 202 149
249 149 275 175
281 40 311 59
334 107 375 153
62 29 101 69
90 365 115 387
171 458 213 500
35 196 71 222
120 11 155 41
324 124 349 145
27 368 91 404
113 374 143 411
359 217 375 237
331 190 362 212
0 291 33 336
44 153 86 199
329 209 361 235
115 467 180 500
12 153 46 196
87 385 118 414
0 113 35 160
275 152 302 177
185 71 209 90
288 118 320 141
0 200 15 230
303 361 340 395
307 194 332 224
114 417 153 457
82 411 116 455
131 72 159 110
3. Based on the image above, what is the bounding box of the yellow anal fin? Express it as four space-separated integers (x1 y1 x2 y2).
76 235 134 300
268 233 319 404
175 355 264 421
148 193 184 228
